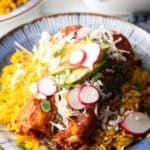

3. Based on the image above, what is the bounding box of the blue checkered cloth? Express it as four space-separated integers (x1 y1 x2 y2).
128 12 150 33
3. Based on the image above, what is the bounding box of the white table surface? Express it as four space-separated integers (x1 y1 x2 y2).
0 0 91 38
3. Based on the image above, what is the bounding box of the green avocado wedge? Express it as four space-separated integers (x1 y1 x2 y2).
51 39 110 85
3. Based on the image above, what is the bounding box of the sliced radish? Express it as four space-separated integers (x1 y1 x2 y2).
79 85 100 105
67 89 86 110
82 43 102 70
38 77 56 96
120 112 150 136
69 49 87 66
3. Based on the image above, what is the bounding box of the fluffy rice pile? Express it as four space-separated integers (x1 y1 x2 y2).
0 50 47 131
0 50 150 150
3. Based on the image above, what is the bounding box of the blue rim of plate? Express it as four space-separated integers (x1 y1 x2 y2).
1 12 150 38
0 0 43 22
0 12 150 69
0 12 150 150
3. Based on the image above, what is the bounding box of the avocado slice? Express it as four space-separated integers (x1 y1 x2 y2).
64 62 104 84
51 39 110 85
51 41 89 74
65 67 90 84
64 42 110 84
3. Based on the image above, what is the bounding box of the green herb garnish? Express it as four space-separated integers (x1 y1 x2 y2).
92 72 103 80
43 138 52 145
59 84 73 90
40 99 51 112
17 144 26 150
135 83 143 91
101 40 110 50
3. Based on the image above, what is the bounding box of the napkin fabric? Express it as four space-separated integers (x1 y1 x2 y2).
128 12 150 33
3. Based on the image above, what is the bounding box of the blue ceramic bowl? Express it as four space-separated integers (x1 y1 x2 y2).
0 13 150 150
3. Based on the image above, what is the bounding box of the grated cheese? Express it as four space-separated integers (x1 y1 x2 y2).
29 83 38 94
52 31 76 53
77 27 92 39
11 68 25 89
55 88 81 128
90 29 131 62
50 121 65 130
15 42 31 54
90 29 102 39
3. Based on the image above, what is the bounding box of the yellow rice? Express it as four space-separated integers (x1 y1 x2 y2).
0 0 29 15
90 66 150 150
0 50 150 150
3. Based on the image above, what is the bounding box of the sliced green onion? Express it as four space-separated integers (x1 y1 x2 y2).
92 73 102 80
59 84 73 90
43 138 53 145
40 99 51 112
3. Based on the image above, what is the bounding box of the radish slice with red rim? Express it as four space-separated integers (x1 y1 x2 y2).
120 112 150 136
69 49 87 66
82 43 102 70
67 89 86 110
79 85 100 105
38 77 56 96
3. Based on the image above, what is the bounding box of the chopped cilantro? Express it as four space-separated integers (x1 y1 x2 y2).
135 83 143 91
101 40 110 50
92 73 103 80
17 144 26 150
43 138 52 145
100 48 109 63
41 99 51 112
59 84 73 90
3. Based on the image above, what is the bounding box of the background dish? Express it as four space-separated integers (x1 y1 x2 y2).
82 0 150 15
0 0 42 22
0 13 150 149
